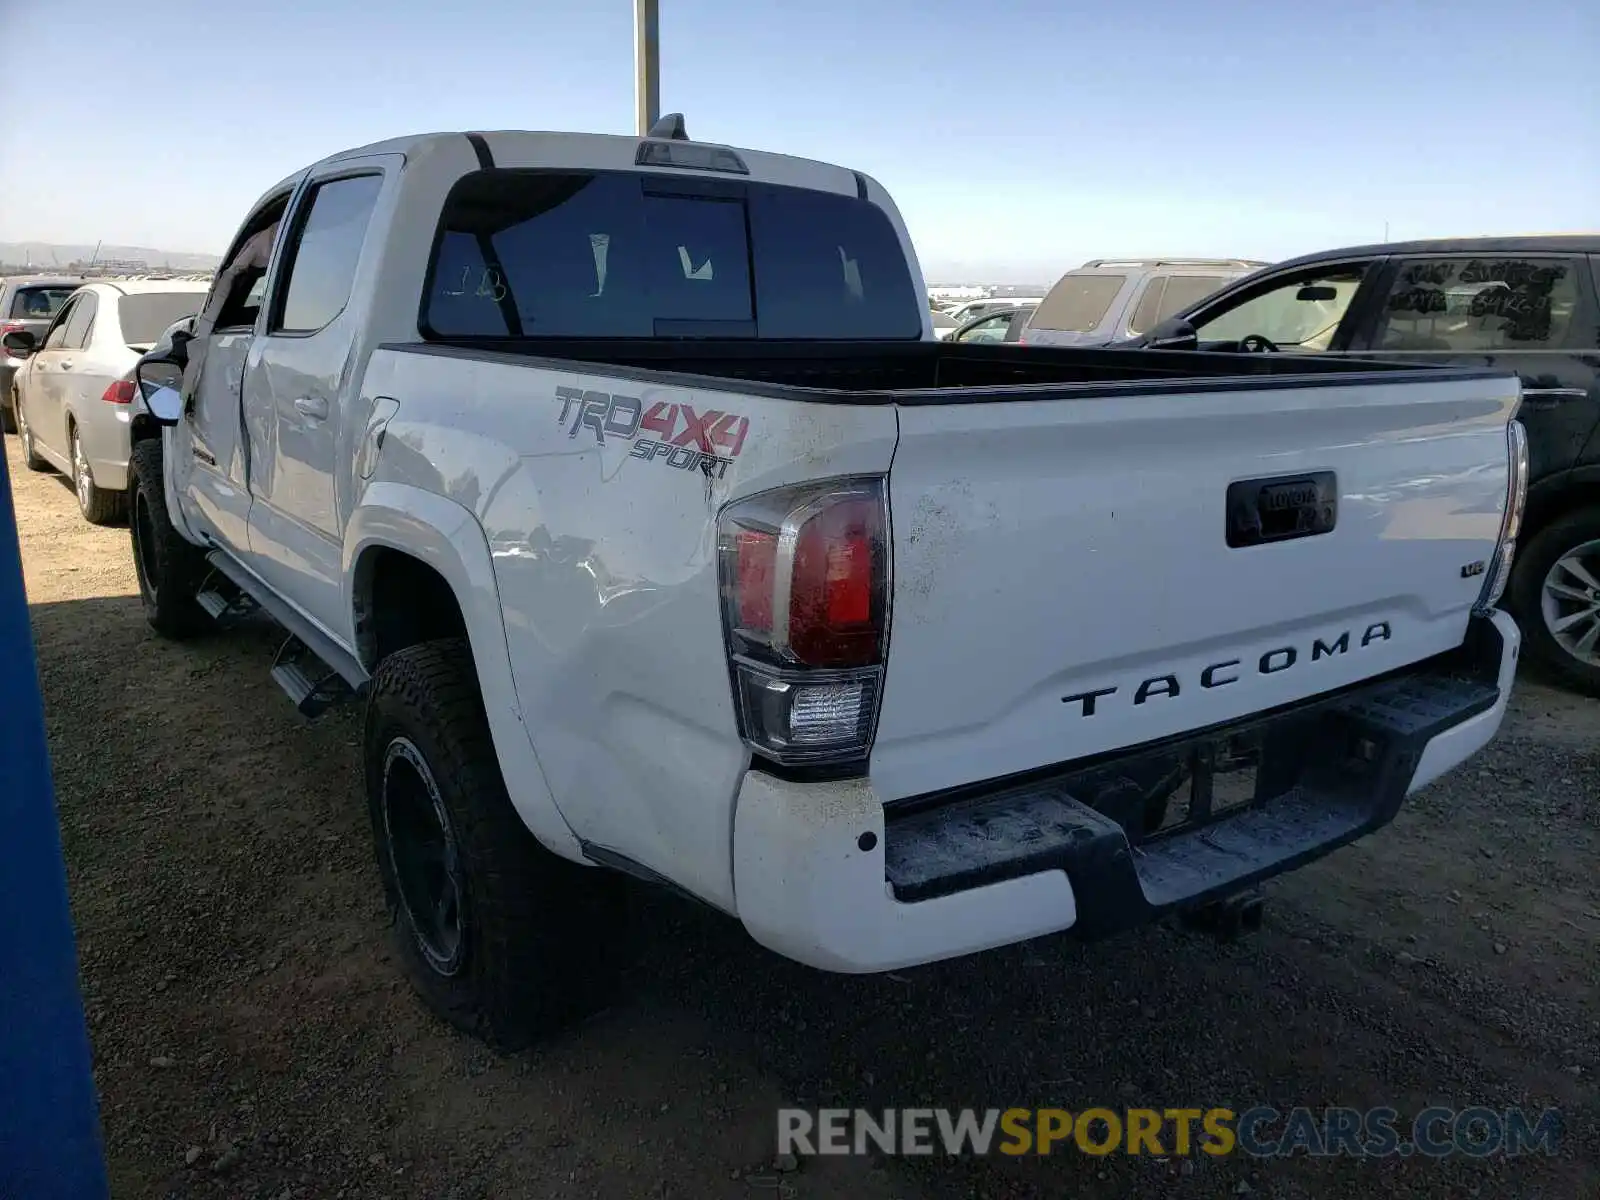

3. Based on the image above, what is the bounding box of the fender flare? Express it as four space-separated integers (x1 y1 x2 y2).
344 482 585 862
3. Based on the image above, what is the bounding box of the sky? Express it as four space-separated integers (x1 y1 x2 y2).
1 0 1595 282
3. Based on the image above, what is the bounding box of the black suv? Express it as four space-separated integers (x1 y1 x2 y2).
1130 236 1600 695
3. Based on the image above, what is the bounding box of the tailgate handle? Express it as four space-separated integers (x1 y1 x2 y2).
1226 472 1337 549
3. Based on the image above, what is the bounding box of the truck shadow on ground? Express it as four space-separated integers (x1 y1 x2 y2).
612 864 1595 1198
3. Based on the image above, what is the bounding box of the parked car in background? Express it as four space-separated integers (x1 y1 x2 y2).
1123 235 1600 694
1024 258 1266 348
0 275 83 432
949 303 1035 344
944 296 1042 325
3 279 210 523
930 308 960 340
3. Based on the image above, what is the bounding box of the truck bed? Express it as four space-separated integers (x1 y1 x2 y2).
382 338 1506 403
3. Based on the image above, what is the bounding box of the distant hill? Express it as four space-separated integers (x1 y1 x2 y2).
0 242 221 273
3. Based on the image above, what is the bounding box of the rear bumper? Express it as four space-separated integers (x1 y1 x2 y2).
731 610 1519 972
77 407 132 492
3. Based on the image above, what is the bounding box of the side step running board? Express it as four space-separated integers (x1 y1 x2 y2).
271 636 352 719
202 549 370 718
194 578 259 625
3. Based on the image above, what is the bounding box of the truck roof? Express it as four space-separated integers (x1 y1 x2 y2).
278 128 866 202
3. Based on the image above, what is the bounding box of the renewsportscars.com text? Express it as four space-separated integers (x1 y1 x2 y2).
777 1106 1562 1159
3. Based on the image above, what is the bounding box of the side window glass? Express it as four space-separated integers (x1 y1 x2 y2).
1194 268 1366 352
272 175 384 334
42 299 76 349
957 313 1006 342
210 211 287 331
63 294 97 349
1157 275 1227 323
1127 277 1169 336
1373 258 1581 351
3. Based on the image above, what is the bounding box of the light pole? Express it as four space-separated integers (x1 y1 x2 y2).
634 0 660 136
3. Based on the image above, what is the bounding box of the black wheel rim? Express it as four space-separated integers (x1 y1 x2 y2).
132 491 160 601
382 737 466 975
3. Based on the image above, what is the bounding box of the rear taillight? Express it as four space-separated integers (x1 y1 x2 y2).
1476 419 1529 614
718 478 889 766
0 322 22 356
102 379 136 405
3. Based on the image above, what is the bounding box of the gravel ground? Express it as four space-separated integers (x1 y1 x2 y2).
9 431 1598 1200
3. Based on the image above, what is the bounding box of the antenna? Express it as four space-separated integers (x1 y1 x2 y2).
646 113 688 140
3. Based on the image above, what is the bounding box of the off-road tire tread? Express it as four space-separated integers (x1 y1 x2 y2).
129 438 207 638
364 639 626 1051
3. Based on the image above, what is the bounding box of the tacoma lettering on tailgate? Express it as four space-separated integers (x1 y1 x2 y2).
1062 622 1393 717
556 386 750 479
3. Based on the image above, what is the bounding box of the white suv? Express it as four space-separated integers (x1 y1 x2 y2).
1023 258 1267 347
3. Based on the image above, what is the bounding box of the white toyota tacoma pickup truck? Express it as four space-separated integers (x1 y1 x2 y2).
129 117 1528 1048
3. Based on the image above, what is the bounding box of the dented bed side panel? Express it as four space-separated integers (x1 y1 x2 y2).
361 347 898 911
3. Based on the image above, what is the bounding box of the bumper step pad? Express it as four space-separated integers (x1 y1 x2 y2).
884 656 1500 938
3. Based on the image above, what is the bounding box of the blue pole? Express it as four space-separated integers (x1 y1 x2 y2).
0 441 109 1198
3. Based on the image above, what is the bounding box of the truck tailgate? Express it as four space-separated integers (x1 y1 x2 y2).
871 373 1519 801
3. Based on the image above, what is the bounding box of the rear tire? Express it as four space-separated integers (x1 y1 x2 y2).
72 426 124 526
364 639 627 1050
14 390 48 472
129 438 207 638
1508 506 1600 697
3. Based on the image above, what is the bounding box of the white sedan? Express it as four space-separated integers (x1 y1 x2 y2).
7 280 209 523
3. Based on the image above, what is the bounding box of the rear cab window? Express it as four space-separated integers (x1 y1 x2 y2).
421 170 922 340
1031 274 1126 333
9 286 76 320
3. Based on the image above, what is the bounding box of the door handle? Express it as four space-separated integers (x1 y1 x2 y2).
59 360 73 370
292 395 329 420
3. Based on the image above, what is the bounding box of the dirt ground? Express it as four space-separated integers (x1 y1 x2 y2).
8 432 1598 1200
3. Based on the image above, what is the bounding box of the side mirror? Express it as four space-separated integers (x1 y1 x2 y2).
135 361 186 425
2 329 37 357
132 317 198 425
1296 285 1337 302
1142 317 1199 350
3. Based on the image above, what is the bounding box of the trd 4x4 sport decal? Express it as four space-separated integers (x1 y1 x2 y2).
556 386 751 479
